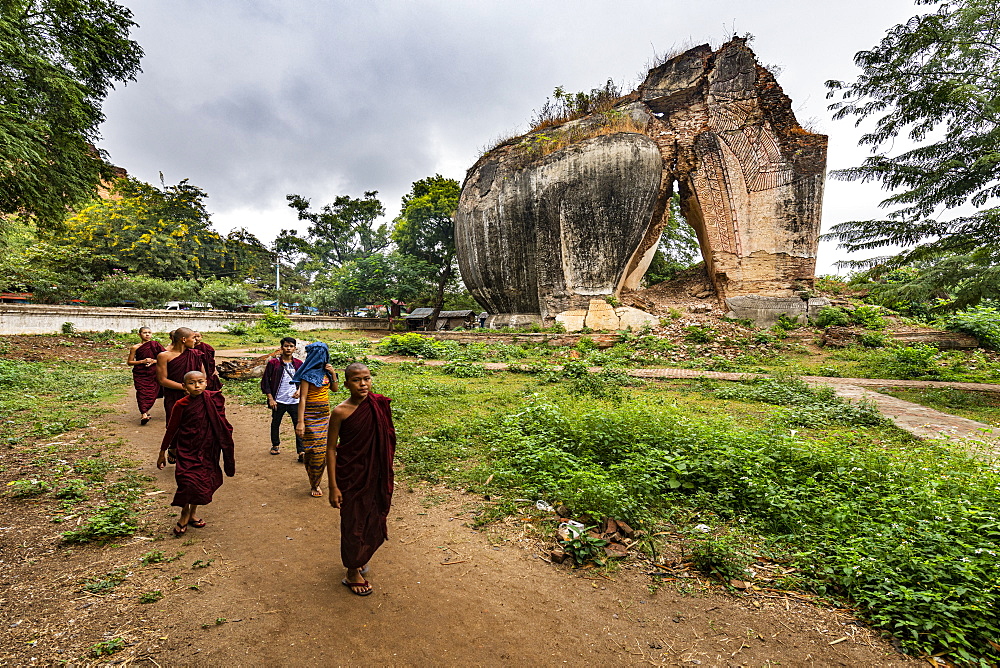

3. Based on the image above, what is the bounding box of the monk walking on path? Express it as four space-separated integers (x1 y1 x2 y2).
193 331 223 391
157 328 206 420
327 363 396 596
127 326 165 425
157 370 236 536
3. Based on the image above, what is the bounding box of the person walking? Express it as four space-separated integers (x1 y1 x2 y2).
261 337 303 458
292 342 339 497
127 327 165 425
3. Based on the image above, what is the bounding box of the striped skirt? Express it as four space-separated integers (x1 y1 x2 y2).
302 397 329 488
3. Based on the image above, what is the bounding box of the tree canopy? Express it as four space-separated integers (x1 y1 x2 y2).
0 0 143 228
281 191 390 272
392 175 462 313
824 0 1000 308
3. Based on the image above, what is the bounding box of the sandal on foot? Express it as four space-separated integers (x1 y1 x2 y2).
310 488 323 497
140 416 150 426
270 446 280 455
189 518 206 528
172 522 187 537
342 578 373 596
297 453 304 463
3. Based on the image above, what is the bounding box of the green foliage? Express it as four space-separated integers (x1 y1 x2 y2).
377 333 443 358
824 0 1000 310
852 304 887 330
683 325 715 343
945 304 1000 349
468 396 999 663
199 278 250 310
814 306 851 328
713 377 887 428
392 175 462 311
255 312 295 335
560 527 608 566
62 501 138 543
281 190 389 270
858 331 891 348
442 360 488 378
54 479 89 500
644 195 702 285
61 322 75 335
139 590 163 603
689 535 751 584
90 638 126 658
81 567 127 593
878 343 942 379
311 252 429 312
529 79 623 128
85 273 197 308
7 478 52 498
0 0 143 228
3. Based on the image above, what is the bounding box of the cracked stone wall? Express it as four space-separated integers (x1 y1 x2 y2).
455 38 827 326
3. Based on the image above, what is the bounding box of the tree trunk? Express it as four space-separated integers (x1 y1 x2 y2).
426 266 452 331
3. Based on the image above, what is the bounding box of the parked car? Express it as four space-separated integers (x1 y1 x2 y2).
162 301 214 311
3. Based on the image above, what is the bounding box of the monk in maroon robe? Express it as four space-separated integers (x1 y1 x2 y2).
157 371 235 535
328 363 395 596
193 333 223 391
157 328 206 420
128 327 165 424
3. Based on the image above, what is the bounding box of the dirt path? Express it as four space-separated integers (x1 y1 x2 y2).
96 389 914 667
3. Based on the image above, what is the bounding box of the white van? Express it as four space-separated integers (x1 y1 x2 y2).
162 301 214 311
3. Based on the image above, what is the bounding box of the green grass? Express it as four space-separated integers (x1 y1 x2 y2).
879 387 1000 428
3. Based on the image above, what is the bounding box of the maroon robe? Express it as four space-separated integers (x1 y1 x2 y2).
133 340 165 414
194 342 223 391
160 390 235 507
336 393 396 569
162 348 205 419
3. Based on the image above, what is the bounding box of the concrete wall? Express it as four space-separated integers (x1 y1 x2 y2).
0 305 389 335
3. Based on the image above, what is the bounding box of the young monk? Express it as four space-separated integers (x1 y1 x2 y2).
127 327 165 425
327 363 396 596
192 331 223 391
156 327 206 420
292 342 339 497
157 370 235 536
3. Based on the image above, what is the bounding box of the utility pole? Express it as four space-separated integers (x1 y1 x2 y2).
275 256 281 314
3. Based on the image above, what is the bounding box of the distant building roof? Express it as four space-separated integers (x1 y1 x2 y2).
439 310 476 318
404 308 476 319
405 307 435 319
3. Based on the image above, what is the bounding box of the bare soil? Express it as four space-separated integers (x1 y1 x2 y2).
0 339 917 666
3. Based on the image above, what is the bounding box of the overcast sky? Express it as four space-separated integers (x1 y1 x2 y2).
99 0 926 275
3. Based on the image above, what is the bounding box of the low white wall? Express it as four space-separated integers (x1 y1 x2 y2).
0 305 389 335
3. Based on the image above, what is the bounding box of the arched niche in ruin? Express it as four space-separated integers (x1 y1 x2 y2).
455 38 829 328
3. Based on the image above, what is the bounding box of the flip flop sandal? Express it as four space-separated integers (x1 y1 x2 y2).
189 518 206 528
172 522 187 537
140 417 150 426
342 578 373 596
311 489 323 497
270 447 280 455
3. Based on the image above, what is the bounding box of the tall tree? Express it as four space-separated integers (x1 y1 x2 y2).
284 191 390 271
824 0 1000 308
392 175 461 320
0 0 143 228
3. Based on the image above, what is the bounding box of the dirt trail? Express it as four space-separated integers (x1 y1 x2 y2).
99 389 912 667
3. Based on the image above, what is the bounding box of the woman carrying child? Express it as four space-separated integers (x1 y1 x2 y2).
127 327 165 425
293 342 339 498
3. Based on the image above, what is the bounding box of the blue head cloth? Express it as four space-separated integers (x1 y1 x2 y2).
291 341 330 387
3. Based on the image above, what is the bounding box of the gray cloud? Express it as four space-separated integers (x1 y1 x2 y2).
99 0 924 272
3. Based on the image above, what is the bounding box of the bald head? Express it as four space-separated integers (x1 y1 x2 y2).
171 327 195 345
344 362 370 379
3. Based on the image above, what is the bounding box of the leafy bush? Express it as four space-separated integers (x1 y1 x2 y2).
852 304 887 330
880 344 942 379
54 478 88 500
814 306 851 328
223 321 249 336
377 333 443 358
255 312 295 335
858 332 891 348
199 279 250 311
689 535 752 584
945 304 1000 349
85 273 197 308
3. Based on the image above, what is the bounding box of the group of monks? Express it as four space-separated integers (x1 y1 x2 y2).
127 327 395 597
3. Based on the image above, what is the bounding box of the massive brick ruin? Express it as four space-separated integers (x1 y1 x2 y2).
455 38 828 328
